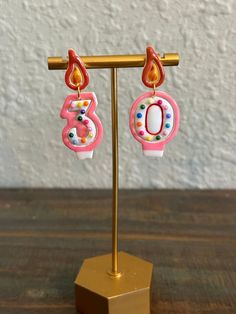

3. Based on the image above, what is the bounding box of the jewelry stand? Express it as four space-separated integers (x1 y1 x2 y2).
48 51 179 314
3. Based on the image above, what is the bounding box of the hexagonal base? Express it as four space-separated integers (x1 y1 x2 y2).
75 251 153 314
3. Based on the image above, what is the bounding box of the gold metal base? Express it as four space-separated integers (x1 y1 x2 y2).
75 251 153 314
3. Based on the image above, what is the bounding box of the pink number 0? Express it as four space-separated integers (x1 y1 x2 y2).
60 92 103 159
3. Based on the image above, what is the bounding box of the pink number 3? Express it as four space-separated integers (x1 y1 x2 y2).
60 92 103 160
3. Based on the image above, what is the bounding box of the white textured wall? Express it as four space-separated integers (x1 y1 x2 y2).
0 0 236 188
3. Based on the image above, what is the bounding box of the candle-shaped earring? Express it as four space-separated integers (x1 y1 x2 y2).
129 46 180 157
60 49 103 160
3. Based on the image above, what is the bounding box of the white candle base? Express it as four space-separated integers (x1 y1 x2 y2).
76 151 93 160
143 150 164 157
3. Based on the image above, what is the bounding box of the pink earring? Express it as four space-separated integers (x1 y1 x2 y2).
129 46 180 157
60 49 103 160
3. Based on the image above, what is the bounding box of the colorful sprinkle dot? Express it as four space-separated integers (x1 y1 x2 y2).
69 133 74 138
84 119 89 125
163 105 168 110
156 135 161 140
165 123 171 128
139 130 144 136
89 132 93 138
77 102 83 108
77 116 83 121
140 104 146 109
88 127 92 131
84 101 89 106
157 100 162 105
137 113 142 118
72 140 78 145
162 131 167 136
81 137 87 144
166 113 171 119
146 136 152 141
137 122 142 127
80 109 86 114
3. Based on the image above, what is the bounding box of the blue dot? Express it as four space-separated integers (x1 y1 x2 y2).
80 109 85 114
166 113 171 119
137 113 142 118
72 140 78 145
165 123 171 128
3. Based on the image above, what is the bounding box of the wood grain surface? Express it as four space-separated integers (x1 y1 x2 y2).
0 189 235 314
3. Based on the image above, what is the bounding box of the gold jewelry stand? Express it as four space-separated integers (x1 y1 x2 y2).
48 51 179 314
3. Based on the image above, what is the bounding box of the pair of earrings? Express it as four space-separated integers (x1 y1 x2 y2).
60 47 179 159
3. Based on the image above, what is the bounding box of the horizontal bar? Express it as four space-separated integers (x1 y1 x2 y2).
48 53 179 70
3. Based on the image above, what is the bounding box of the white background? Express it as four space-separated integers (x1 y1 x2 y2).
0 0 236 188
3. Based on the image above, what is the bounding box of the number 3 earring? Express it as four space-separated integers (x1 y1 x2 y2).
60 49 103 160
129 46 180 157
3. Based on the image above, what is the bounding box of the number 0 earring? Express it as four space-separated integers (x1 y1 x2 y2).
60 49 103 160
129 46 180 157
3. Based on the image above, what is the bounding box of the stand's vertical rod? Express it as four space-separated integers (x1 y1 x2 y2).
110 68 120 277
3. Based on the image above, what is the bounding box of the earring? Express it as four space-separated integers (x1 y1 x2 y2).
60 49 103 160
129 46 179 157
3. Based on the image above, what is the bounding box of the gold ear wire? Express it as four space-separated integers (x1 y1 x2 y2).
152 83 156 96
77 85 81 99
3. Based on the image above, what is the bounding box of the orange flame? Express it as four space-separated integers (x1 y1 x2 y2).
147 62 160 84
71 66 82 86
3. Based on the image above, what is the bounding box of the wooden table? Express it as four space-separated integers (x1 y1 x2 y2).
0 189 235 314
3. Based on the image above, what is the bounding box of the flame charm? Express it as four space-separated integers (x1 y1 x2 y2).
65 49 89 91
142 46 165 88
